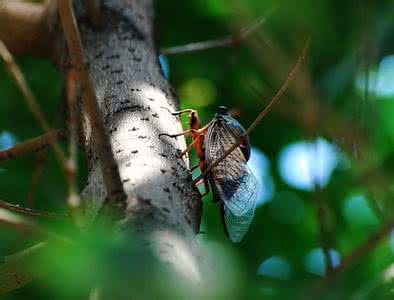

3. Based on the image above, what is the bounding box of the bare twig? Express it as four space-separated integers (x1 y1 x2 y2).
27 150 48 207
314 186 334 275
0 130 66 162
0 40 67 166
65 69 81 213
0 0 54 56
309 217 394 298
160 14 270 56
0 242 48 295
57 0 127 215
193 38 310 184
335 219 394 274
0 200 67 219
85 0 102 27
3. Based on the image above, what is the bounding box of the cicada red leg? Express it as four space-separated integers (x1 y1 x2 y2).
169 109 197 116
159 129 197 138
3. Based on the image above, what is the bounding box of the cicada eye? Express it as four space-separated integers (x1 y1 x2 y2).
216 106 229 116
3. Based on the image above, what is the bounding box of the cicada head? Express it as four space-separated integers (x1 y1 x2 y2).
215 106 229 117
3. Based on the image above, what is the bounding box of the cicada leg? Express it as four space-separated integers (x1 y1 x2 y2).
190 165 199 171
195 177 210 197
159 129 197 139
169 109 197 116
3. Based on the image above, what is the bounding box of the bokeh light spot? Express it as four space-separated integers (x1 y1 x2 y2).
278 138 339 191
248 147 275 206
257 256 292 280
0 131 17 150
178 78 216 107
343 194 379 228
305 248 341 276
355 55 394 98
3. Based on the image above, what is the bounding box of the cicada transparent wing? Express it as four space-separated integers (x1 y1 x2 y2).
205 115 258 241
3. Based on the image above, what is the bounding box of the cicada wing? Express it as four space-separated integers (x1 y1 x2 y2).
222 201 256 243
206 119 258 217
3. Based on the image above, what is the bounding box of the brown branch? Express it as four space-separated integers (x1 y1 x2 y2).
65 69 81 219
194 38 310 184
160 14 270 56
0 200 67 219
27 150 48 207
309 218 394 298
85 0 102 27
57 0 127 216
0 130 66 162
0 0 55 56
0 242 48 295
0 40 67 167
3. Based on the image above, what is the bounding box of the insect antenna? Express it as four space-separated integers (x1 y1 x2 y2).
193 37 311 185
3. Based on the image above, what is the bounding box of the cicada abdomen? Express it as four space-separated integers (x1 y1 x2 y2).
205 106 258 242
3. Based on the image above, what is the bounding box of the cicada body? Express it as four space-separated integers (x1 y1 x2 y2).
160 106 258 242
204 106 258 242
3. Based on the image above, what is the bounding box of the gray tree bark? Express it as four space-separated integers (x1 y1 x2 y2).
57 0 203 284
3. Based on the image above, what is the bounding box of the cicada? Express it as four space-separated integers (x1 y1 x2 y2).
161 106 258 242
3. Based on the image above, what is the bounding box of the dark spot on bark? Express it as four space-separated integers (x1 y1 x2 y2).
110 69 123 74
122 178 130 183
129 127 138 132
162 207 170 213
95 51 104 59
102 64 110 70
128 47 136 53
115 149 123 154
160 169 166 174
131 150 138 154
133 57 142 62
107 54 120 59
163 188 170 193
148 98 155 101
184 215 192 225
116 80 124 85
140 117 149 121
152 113 159 118
138 136 147 139
159 153 168 158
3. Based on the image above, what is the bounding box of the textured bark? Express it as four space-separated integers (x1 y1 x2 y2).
55 0 203 283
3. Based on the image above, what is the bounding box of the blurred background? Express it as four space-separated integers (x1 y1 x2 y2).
2 0 394 299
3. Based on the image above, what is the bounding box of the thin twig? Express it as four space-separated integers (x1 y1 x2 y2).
65 69 81 213
193 38 310 184
0 40 67 165
57 0 127 215
0 130 66 162
160 14 271 56
314 186 334 275
0 199 67 219
27 149 48 207
0 242 48 295
308 217 394 298
85 0 102 27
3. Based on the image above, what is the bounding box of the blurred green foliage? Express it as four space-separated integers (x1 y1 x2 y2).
2 0 394 299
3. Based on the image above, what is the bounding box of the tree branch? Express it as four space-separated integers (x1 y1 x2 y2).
57 0 127 216
161 15 269 56
0 200 67 219
0 40 67 166
0 130 66 162
0 242 47 295
0 0 56 56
